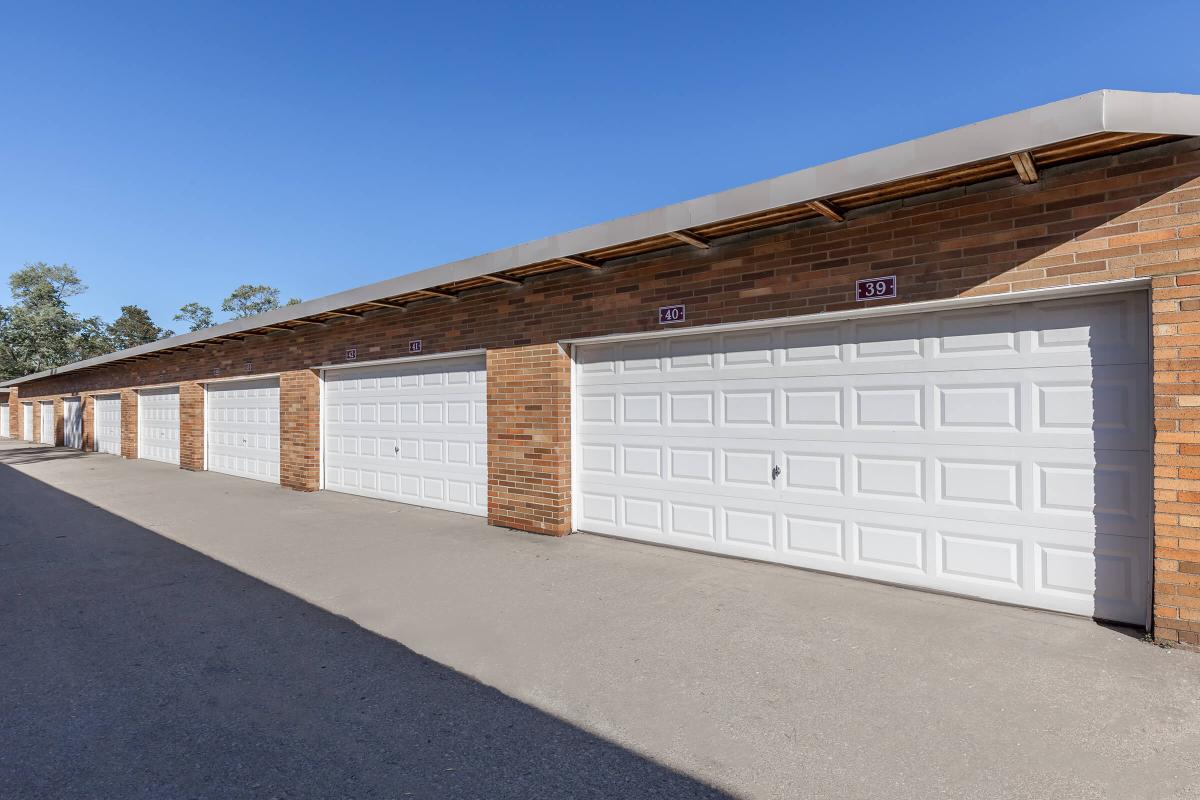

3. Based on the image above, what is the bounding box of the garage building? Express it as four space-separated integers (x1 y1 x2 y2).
4 90 1200 647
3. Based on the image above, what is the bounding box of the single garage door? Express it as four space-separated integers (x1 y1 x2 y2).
94 394 122 455
64 397 82 449
138 387 180 464
1 401 8 437
575 291 1152 625
206 377 280 483
22 403 33 441
323 354 487 516
39 401 55 445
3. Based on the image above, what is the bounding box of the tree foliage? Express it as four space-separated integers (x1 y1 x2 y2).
222 284 281 319
0 264 297 381
0 263 112 380
108 304 173 350
174 302 214 332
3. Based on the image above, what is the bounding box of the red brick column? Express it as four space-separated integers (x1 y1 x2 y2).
8 388 18 439
53 397 64 446
487 344 572 536
31 398 42 444
179 381 205 471
81 395 94 451
279 369 320 491
1152 273 1200 649
120 389 138 459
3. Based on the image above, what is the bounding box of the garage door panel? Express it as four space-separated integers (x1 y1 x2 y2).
138 388 180 464
580 434 1149 538
579 293 1148 384
1 403 9 437
93 395 121 454
323 355 487 516
576 291 1151 625
39 402 55 445
578 364 1148 451
206 379 280 483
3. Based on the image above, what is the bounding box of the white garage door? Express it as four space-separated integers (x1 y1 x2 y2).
206 378 280 483
323 354 487 516
64 397 82 449
39 401 55 445
138 388 180 465
22 403 34 441
1 402 8 437
575 291 1152 625
94 394 122 455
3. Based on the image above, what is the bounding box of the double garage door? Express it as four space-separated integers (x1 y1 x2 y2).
575 291 1152 625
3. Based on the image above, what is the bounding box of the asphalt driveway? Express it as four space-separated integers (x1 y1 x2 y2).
2 438 1198 799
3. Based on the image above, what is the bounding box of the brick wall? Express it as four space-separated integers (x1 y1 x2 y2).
81 395 94 451
487 345 573 535
279 370 320 491
120 389 138 459
53 397 63 447
10 137 1200 645
1150 274 1200 647
7 388 16 439
179 382 204 471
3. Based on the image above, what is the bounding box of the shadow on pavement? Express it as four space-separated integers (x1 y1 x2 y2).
0 442 93 465
0 460 728 799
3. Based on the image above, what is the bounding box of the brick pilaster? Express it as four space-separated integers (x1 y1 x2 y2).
8 387 18 439
81 395 94 451
487 344 572 536
279 369 320 491
179 381 205 471
120 389 138 459
1151 273 1200 648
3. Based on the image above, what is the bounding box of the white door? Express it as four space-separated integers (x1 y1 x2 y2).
0 402 8 437
38 401 55 445
22 403 33 441
94 394 122 455
575 291 1152 625
323 354 487 516
63 398 82 449
138 387 180 465
206 378 279 483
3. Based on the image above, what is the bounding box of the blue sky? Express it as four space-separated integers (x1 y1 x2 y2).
3 1 1200 329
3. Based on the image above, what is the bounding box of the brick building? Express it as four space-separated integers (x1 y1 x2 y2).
6 90 1200 647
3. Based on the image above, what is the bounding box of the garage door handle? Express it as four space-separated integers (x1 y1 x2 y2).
771 465 781 480
394 445 400 454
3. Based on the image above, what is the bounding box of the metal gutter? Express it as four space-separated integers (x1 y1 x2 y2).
5 89 1199 387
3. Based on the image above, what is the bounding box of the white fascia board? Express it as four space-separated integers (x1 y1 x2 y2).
5 90 1197 387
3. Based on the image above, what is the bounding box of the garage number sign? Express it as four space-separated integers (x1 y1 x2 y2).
409 339 422 354
856 276 896 302
345 348 357 361
658 305 685 324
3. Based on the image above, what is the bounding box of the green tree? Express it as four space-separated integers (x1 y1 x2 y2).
286 297 302 306
174 302 214 332
222 284 281 318
0 262 100 379
107 305 172 350
76 315 115 360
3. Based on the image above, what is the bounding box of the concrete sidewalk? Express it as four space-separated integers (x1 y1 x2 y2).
2 439 1198 799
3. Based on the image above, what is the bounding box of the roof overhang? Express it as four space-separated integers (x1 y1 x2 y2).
6 89 1200 387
